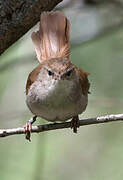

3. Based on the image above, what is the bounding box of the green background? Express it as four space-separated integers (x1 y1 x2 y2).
0 16 123 180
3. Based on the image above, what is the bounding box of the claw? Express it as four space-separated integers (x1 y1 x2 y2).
70 116 80 133
24 116 37 141
24 122 32 141
24 122 32 132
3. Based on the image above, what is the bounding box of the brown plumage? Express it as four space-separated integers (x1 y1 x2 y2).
26 11 90 96
31 12 70 62
75 67 90 95
26 64 42 95
25 11 90 138
26 59 90 96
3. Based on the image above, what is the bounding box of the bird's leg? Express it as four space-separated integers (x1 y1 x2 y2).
24 116 37 141
70 115 80 133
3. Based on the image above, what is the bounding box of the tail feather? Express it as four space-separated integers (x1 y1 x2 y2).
31 11 70 62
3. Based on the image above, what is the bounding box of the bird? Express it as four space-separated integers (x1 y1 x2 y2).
24 11 90 140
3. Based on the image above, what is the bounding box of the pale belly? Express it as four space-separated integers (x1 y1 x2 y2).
26 80 88 122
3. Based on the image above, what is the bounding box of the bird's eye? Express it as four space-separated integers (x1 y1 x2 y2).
48 70 54 76
66 70 72 77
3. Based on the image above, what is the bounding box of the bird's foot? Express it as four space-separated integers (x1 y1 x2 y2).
24 116 37 141
70 116 80 133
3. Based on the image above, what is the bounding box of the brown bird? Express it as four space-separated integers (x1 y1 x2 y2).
24 11 90 140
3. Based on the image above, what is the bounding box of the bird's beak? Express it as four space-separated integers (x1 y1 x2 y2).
55 74 63 80
58 75 62 80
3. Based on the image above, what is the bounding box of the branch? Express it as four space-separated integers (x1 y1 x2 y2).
0 114 123 138
0 0 62 55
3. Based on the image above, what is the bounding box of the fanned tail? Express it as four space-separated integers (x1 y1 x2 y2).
31 11 70 62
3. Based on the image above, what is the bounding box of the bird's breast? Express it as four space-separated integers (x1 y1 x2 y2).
26 79 88 121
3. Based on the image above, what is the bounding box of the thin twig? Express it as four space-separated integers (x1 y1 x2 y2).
0 114 123 138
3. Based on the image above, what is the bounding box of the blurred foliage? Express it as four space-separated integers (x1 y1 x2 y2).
0 2 123 180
